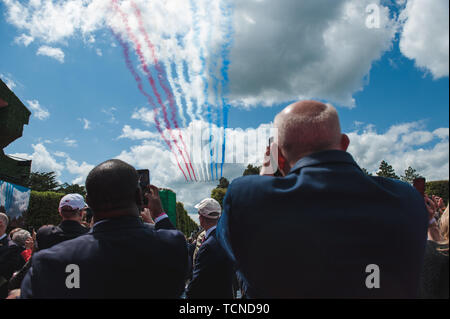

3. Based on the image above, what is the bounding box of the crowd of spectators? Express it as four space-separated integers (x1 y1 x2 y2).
0 100 448 299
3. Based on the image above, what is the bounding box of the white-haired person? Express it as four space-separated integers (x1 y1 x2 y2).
11 229 34 263
0 212 26 299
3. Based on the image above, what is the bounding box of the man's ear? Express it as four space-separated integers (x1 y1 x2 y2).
340 134 350 151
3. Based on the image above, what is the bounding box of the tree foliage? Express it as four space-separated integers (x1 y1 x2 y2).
28 171 59 192
217 177 229 189
57 183 86 196
211 187 227 208
425 181 449 205
243 164 261 176
400 166 422 184
376 161 400 180
176 202 199 236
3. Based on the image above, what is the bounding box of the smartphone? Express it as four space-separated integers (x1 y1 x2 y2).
413 177 426 197
137 169 150 205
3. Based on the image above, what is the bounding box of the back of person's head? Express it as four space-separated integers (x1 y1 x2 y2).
439 205 449 254
85 159 140 216
58 193 86 220
195 198 222 228
274 100 348 165
12 229 31 248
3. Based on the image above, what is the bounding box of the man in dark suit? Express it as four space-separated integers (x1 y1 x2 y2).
186 198 235 299
20 159 188 298
36 193 90 251
217 100 429 298
0 212 25 298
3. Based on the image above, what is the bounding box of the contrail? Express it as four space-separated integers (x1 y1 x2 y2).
219 0 234 178
131 1 198 182
111 0 195 181
111 29 188 181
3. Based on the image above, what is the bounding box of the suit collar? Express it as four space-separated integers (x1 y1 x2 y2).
289 150 360 174
90 216 144 233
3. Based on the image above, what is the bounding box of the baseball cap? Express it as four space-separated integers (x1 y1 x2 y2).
59 194 87 211
194 198 222 219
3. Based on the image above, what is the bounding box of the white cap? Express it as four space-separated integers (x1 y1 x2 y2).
59 194 87 211
194 198 222 219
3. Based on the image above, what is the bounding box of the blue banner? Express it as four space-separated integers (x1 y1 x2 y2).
0 180 31 220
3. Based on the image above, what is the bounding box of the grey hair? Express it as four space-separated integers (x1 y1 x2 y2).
12 229 31 247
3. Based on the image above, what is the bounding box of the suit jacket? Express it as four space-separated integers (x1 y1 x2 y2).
0 236 25 298
36 220 90 251
20 216 188 298
186 229 235 299
217 150 428 298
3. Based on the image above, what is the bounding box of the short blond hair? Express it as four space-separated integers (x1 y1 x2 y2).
275 101 342 163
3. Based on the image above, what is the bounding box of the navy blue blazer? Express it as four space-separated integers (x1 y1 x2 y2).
186 229 235 299
20 216 188 298
217 150 428 298
36 220 89 251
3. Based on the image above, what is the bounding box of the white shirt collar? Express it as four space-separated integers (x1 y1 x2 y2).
205 226 217 240
0 233 7 241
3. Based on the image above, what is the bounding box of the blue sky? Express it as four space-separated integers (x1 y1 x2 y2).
1 0 448 217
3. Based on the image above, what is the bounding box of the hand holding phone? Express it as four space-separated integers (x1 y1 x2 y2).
137 169 150 206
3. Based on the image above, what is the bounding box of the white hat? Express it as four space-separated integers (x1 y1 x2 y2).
194 198 222 219
59 194 87 211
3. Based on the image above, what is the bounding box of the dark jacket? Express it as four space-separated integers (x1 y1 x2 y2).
0 236 25 298
186 229 235 299
9 220 89 291
419 240 449 299
20 216 188 298
217 150 429 298
36 220 90 251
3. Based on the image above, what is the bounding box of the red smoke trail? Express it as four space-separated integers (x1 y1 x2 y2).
131 1 198 182
111 30 188 182
111 0 194 181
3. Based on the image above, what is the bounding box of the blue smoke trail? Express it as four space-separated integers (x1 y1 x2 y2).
219 0 235 178
190 0 215 180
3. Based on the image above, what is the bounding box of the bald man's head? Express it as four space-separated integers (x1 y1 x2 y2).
274 100 348 165
85 159 140 215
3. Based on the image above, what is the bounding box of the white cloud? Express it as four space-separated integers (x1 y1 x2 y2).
399 0 449 79
2 0 398 108
131 107 157 126
26 99 50 120
14 33 34 46
65 157 95 185
36 45 65 63
102 107 118 124
119 125 159 140
0 73 17 90
95 48 103 56
79 118 91 130
9 144 93 185
63 138 78 148
9 143 65 178
347 122 449 180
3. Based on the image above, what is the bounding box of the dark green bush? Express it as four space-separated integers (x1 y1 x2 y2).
425 180 449 205
23 191 65 230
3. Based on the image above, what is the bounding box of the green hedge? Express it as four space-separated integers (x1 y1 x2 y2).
23 191 65 230
176 202 199 236
426 180 449 205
